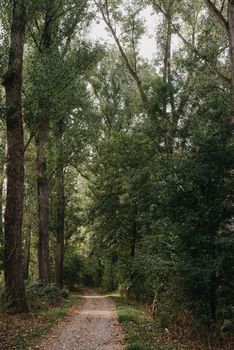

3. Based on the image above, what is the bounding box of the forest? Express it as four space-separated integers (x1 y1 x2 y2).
0 0 233 349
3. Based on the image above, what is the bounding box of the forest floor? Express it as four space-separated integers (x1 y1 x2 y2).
1 288 231 350
38 288 125 350
0 293 81 350
38 288 192 350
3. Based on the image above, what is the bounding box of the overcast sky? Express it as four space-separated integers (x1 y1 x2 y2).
88 6 159 60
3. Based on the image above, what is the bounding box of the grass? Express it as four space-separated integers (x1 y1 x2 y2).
111 295 189 350
111 294 234 350
0 293 81 350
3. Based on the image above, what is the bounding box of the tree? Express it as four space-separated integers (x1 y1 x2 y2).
94 0 149 109
3 0 28 312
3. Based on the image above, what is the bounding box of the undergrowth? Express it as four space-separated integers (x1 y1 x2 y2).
0 287 80 350
111 294 234 350
110 294 187 350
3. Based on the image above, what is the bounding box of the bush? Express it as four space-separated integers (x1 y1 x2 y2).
26 281 69 306
60 287 70 299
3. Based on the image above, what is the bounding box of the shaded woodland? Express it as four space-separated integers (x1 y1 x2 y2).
0 0 233 348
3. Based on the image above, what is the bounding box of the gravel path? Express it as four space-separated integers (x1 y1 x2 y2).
39 289 125 350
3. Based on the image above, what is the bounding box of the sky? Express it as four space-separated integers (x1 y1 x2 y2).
88 6 159 60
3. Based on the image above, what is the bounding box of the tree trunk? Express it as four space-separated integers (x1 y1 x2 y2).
36 119 50 284
228 1 234 124
3 0 28 313
210 272 217 322
162 16 177 153
0 150 4 242
55 183 65 288
0 163 4 269
131 220 137 258
35 1 56 285
23 227 32 281
55 121 65 288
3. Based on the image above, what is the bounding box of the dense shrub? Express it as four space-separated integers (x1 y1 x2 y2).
25 281 69 306
87 95 234 329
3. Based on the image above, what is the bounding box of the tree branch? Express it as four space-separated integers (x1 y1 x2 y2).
94 0 149 110
28 28 42 52
24 131 37 153
220 0 226 13
156 4 231 86
52 4 80 22
62 14 80 57
203 0 229 34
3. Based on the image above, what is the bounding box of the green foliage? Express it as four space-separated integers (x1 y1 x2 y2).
63 251 84 289
86 45 233 329
114 295 187 349
126 345 151 350
26 281 69 306
0 1 233 348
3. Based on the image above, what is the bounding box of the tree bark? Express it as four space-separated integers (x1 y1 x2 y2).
228 1 234 124
0 161 4 269
23 226 32 281
163 17 173 152
36 118 50 284
131 220 137 258
3 0 28 313
204 0 229 33
55 121 65 288
0 145 5 241
36 1 54 284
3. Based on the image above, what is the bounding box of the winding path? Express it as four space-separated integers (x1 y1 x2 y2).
39 289 125 350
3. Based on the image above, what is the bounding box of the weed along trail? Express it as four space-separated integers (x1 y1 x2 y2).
39 289 125 350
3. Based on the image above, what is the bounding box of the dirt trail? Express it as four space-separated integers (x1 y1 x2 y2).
39 289 125 350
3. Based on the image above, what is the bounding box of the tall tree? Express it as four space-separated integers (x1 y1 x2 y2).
3 0 28 312
55 120 65 288
203 0 234 123
34 0 56 284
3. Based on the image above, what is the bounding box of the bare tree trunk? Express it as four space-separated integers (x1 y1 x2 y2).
0 149 4 241
131 220 137 258
55 177 65 288
0 180 3 239
0 169 4 268
36 119 50 284
55 122 65 288
228 1 234 124
23 226 32 281
36 1 55 284
0 133 5 270
3 0 28 313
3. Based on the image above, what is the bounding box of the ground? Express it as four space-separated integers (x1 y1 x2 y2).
39 289 125 350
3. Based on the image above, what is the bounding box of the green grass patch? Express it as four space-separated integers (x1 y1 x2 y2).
0 294 81 350
111 295 187 350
